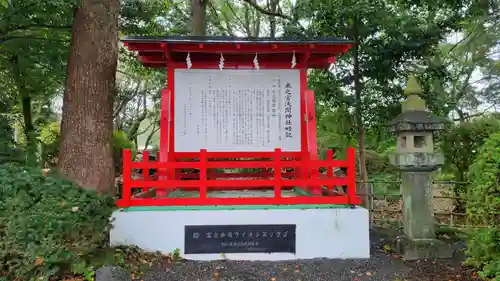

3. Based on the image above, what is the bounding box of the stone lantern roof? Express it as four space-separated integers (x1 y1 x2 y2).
387 76 449 133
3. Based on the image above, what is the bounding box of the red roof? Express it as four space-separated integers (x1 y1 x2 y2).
122 36 353 69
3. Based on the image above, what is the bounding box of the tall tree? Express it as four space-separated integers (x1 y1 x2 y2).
191 0 208 35
58 0 120 192
292 0 468 206
426 0 500 120
1 0 72 164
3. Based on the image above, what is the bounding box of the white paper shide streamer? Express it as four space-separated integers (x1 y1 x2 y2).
219 53 225 70
186 52 192 69
253 53 260 70
291 51 296 68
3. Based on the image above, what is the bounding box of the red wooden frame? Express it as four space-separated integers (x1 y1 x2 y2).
119 37 358 208
123 41 350 69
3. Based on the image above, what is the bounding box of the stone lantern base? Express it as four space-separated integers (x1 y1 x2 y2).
389 152 450 260
394 236 453 261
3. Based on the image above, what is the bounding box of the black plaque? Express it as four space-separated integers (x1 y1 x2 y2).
184 224 296 254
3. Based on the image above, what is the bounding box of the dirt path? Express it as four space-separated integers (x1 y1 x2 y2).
139 231 477 281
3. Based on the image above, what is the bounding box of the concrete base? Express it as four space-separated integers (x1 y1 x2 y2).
394 236 453 261
110 206 370 261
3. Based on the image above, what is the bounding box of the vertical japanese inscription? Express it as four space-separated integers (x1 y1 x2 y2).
185 224 296 254
174 69 300 152
284 82 293 139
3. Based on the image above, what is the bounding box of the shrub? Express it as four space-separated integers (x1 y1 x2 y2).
464 132 500 279
0 114 23 164
0 163 116 281
441 115 500 209
112 130 135 152
112 130 136 176
39 121 61 167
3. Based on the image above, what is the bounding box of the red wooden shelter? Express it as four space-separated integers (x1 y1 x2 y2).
117 36 360 208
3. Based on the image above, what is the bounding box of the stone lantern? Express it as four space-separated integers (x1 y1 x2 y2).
387 75 450 260
387 76 446 170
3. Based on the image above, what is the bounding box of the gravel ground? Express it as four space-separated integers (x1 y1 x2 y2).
140 230 478 281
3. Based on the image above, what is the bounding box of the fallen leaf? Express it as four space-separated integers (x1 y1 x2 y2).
34 257 44 266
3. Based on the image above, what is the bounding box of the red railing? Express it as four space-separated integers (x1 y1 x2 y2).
117 148 360 208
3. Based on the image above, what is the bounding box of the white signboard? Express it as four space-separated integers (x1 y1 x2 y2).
174 69 301 152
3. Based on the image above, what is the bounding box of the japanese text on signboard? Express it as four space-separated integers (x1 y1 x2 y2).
185 224 296 254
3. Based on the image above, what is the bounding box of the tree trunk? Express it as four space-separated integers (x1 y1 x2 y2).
190 0 207 36
11 55 37 164
20 93 37 164
58 0 120 193
126 110 148 141
268 0 278 37
352 19 370 208
144 124 159 149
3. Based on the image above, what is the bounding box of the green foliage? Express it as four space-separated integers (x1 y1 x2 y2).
0 0 9 8
0 163 116 281
121 0 176 35
39 121 60 167
172 248 181 261
0 117 23 164
112 130 135 151
295 0 468 128
442 116 500 183
0 97 23 164
464 132 500 279
1 0 73 101
441 116 500 212
112 130 136 176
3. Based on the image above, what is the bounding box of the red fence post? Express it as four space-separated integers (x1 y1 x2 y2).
122 149 132 207
274 148 282 198
326 149 334 191
199 149 207 199
346 147 357 204
311 170 321 195
142 150 150 192
208 166 215 180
